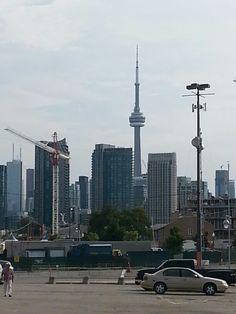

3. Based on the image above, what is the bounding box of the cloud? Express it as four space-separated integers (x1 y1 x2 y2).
25 0 55 6
0 0 236 193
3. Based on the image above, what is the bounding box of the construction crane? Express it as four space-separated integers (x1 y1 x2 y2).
5 127 70 235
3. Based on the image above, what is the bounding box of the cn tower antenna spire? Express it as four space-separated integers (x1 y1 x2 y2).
135 45 140 113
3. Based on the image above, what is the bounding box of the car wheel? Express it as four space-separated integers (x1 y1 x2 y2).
204 283 217 296
154 282 166 294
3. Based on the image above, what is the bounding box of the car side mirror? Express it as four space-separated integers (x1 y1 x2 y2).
194 274 199 278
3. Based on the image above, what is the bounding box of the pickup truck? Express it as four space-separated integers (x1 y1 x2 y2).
135 259 236 285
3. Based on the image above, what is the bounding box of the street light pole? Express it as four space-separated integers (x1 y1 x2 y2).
196 86 202 267
227 161 231 268
185 83 213 268
223 214 231 268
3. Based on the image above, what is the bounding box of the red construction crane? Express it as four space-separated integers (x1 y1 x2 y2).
5 127 70 235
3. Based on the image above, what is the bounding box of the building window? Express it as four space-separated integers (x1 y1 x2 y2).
187 227 193 236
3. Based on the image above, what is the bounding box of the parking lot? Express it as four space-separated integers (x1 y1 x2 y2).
1 271 236 314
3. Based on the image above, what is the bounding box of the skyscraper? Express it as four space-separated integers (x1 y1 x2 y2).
6 159 22 229
177 176 192 210
91 144 115 210
91 145 132 211
26 168 34 214
34 138 70 230
215 170 228 198
177 176 209 211
229 180 235 199
147 153 177 226
79 176 89 209
69 182 80 210
129 47 146 208
0 165 7 230
103 147 133 210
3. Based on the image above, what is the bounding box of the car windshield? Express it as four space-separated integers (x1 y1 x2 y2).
188 269 203 278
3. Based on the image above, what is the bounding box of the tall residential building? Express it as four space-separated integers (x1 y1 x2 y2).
215 170 228 198
34 138 70 230
69 182 80 210
79 176 89 209
0 165 7 230
26 168 34 214
189 181 209 201
147 153 177 226
177 176 209 211
91 145 132 211
129 47 146 208
103 147 133 210
177 176 192 210
6 159 22 229
91 144 115 210
229 180 235 199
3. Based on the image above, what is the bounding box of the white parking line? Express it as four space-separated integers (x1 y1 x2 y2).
157 295 209 305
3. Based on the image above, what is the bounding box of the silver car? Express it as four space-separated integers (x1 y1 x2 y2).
141 267 228 295
0 263 2 284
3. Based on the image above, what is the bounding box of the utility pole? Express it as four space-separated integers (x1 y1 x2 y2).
184 83 214 268
223 161 231 268
228 161 231 269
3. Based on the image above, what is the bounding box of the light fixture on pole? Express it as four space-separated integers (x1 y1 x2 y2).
183 83 214 268
212 232 215 249
223 214 231 268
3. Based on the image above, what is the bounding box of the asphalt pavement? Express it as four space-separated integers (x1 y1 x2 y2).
1 270 236 314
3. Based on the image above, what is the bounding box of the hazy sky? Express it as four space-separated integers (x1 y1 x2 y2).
1 0 236 194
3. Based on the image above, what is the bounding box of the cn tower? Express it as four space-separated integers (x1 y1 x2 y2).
129 46 145 178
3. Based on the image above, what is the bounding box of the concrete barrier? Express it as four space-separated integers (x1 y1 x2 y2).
82 276 89 284
117 269 126 285
48 276 55 284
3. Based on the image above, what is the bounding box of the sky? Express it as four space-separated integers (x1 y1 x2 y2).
0 0 236 194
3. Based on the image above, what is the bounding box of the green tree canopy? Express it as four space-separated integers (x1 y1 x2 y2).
88 207 151 241
163 227 183 254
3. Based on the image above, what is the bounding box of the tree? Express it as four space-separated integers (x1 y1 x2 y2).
163 227 183 254
88 207 152 241
120 208 152 240
83 232 99 241
123 230 139 241
88 207 124 241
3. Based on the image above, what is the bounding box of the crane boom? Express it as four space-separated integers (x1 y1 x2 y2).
5 127 69 159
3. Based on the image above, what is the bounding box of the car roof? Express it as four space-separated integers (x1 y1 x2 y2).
160 267 195 270
207 269 234 272
0 260 11 265
154 267 201 274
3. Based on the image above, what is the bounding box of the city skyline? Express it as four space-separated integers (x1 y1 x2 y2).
0 1 236 193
